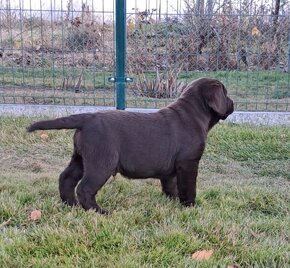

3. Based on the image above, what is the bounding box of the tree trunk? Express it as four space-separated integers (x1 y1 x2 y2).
272 0 281 38
272 0 281 66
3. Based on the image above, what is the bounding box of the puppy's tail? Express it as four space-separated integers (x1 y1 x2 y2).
27 113 92 132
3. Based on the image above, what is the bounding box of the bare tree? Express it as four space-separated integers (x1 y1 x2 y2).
272 0 281 38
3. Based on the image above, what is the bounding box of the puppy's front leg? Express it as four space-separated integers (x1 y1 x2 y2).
176 160 199 207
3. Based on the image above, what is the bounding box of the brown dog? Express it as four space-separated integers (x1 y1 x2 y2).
27 77 234 214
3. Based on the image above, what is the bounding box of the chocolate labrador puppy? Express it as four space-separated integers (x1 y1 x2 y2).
28 77 234 214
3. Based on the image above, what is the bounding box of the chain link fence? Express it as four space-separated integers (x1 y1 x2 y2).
0 0 289 111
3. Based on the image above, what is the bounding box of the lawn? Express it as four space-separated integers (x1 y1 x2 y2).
0 117 289 267
0 68 289 111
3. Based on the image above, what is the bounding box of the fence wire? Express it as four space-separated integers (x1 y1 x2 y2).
0 0 289 111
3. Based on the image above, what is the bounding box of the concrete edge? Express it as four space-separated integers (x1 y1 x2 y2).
0 104 289 126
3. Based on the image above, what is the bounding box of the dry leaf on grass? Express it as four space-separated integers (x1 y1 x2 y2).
250 229 259 239
0 218 12 229
30 210 42 221
191 250 213 261
40 132 49 141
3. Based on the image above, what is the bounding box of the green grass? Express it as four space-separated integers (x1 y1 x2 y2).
0 68 289 110
0 117 289 267
0 67 116 106
0 67 112 89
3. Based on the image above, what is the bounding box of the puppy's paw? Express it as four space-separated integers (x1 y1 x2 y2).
61 198 78 207
180 200 195 207
163 191 178 200
97 207 110 215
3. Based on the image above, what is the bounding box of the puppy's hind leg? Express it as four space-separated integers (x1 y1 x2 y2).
76 156 117 214
59 151 83 206
160 176 178 199
76 171 111 214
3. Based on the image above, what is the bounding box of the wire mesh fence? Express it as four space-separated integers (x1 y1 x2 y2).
0 0 289 111
0 0 116 106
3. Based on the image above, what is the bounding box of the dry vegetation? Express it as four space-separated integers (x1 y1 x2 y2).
0 2 113 70
1 1 289 72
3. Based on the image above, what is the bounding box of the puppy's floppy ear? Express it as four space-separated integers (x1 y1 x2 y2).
203 81 228 116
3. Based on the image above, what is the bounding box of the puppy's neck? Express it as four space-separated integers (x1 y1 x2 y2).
165 96 214 133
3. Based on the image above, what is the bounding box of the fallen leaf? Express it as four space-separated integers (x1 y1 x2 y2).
192 250 213 261
14 40 22 49
30 210 41 221
251 26 260 37
40 132 49 141
0 218 12 229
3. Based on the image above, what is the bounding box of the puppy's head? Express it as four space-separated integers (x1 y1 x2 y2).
198 78 234 120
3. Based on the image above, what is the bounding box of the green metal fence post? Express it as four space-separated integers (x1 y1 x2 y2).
115 0 126 110
108 0 132 108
